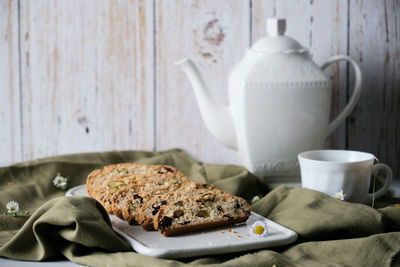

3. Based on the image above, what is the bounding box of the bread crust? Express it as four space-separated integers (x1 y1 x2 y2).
86 169 102 197
155 215 249 237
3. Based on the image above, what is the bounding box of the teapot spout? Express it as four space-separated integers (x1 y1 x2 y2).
175 58 237 150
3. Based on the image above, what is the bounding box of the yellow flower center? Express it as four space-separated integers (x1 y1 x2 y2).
254 225 265 235
10 207 14 211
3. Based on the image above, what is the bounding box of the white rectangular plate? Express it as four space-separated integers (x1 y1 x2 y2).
66 185 297 259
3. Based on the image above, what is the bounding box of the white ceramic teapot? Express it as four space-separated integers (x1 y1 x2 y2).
176 18 362 177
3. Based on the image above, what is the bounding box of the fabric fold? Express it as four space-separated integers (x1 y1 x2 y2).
252 185 400 242
0 196 131 261
0 149 399 266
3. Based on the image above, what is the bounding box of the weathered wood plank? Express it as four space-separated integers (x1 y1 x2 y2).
2 0 397 179
252 0 349 150
0 0 22 164
156 0 249 164
19 0 154 160
348 0 400 177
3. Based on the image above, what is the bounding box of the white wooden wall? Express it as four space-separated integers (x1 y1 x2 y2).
1 0 399 177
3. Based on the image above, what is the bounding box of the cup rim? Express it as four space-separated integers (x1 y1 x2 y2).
298 149 377 165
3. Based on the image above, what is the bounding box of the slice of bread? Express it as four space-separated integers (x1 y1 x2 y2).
107 172 190 218
86 163 187 214
118 183 186 224
86 163 179 197
87 163 168 196
153 192 251 236
136 183 216 231
110 182 144 220
92 175 144 214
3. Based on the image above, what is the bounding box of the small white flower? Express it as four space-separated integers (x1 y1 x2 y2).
53 173 68 190
333 189 345 200
251 195 261 204
6 201 19 214
59 181 67 190
53 176 64 186
249 221 268 237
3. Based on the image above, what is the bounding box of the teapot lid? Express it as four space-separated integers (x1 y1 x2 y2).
251 18 305 54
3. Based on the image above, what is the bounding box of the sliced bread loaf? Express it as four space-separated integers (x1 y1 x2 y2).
153 192 251 236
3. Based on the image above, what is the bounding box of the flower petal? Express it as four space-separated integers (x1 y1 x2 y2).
249 221 268 237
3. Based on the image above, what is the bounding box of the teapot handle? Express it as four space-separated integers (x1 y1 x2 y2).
321 55 362 136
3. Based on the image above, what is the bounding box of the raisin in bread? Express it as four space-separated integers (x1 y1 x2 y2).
153 192 251 236
136 182 215 231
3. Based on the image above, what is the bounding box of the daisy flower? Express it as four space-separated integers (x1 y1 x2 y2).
53 173 68 190
6 201 19 214
333 189 345 200
249 221 268 237
251 195 261 204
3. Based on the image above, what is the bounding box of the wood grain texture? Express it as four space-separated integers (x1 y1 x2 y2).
252 0 349 150
19 0 154 160
155 0 249 164
0 0 22 164
1 0 399 178
348 0 400 177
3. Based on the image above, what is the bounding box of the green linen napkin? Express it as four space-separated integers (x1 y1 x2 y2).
0 149 399 266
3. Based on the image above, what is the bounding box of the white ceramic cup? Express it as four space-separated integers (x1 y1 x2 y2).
298 150 392 203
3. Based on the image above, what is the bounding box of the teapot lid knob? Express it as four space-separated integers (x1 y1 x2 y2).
266 18 286 36
250 17 304 53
